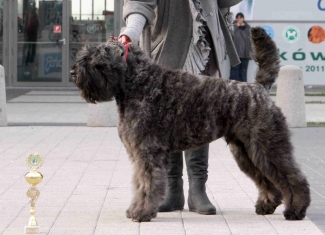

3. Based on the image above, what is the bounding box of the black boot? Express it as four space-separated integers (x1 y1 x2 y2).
185 144 216 215
158 152 185 212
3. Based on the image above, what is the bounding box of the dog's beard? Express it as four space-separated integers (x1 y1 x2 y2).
79 80 115 104
81 90 98 104
71 60 116 103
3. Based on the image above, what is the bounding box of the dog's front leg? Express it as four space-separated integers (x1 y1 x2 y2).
126 152 168 222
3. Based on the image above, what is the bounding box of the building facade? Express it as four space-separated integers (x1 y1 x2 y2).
0 0 124 87
2 1 323 86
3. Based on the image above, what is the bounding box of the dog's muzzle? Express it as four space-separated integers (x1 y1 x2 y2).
70 70 76 81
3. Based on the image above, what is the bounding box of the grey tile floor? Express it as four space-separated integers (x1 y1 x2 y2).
0 127 324 235
1 88 324 234
6 90 88 125
291 128 325 232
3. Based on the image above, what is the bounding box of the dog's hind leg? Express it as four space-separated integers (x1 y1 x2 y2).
229 138 282 215
126 151 168 222
245 131 311 220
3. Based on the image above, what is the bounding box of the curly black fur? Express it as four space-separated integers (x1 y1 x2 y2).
71 27 310 222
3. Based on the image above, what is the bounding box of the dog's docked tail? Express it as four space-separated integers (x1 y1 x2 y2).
250 27 280 90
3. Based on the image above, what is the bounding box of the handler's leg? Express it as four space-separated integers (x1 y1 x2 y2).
185 144 216 215
158 152 185 212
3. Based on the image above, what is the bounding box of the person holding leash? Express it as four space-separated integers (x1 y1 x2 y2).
119 0 241 215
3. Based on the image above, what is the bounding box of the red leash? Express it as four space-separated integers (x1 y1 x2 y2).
110 36 129 61
123 42 129 61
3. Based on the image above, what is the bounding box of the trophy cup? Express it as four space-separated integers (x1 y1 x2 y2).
24 153 44 234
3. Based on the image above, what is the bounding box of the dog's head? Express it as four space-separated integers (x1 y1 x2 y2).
70 39 127 103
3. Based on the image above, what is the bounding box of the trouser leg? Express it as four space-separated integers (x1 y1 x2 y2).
239 58 249 82
230 63 240 81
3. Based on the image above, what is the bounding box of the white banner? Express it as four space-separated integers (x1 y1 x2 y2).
245 22 325 85
231 0 325 21
228 0 325 85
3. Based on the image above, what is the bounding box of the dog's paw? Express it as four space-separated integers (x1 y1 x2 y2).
283 209 306 220
126 209 132 219
255 195 282 215
126 208 157 222
255 204 276 215
255 201 279 215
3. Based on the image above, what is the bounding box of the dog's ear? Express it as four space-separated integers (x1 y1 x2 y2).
76 44 93 65
112 45 125 58
105 40 125 59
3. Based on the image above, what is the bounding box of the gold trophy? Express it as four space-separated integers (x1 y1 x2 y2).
24 153 44 234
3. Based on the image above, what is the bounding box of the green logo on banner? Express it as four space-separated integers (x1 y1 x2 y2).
283 26 301 43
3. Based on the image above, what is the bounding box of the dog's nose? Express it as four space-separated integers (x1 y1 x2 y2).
70 70 76 80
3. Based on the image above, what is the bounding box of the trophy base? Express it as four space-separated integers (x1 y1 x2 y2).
24 226 40 234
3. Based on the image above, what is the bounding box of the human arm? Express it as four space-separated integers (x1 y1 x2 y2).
119 14 146 44
119 0 157 44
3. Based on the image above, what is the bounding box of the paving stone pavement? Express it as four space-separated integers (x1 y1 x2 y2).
4 90 325 126
2 88 325 234
0 126 324 235
290 128 325 232
6 90 88 125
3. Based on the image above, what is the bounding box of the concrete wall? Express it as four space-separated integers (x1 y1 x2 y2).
0 65 8 126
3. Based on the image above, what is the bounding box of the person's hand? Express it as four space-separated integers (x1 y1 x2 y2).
119 35 131 44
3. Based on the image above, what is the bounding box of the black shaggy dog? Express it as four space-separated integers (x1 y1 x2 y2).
71 27 310 222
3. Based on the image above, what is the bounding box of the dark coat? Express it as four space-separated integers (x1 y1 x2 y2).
232 21 252 59
123 0 241 72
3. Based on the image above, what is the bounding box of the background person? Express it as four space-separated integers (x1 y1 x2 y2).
229 12 252 82
24 1 39 66
119 0 241 215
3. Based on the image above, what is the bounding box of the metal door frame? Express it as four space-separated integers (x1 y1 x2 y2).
3 0 13 86
114 0 125 36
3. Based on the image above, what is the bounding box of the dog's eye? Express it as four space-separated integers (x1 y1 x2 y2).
121 52 125 57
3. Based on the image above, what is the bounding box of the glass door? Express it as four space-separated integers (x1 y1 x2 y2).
7 0 117 87
14 0 66 85
68 0 114 82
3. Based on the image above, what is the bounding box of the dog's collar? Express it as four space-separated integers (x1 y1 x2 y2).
110 36 129 61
